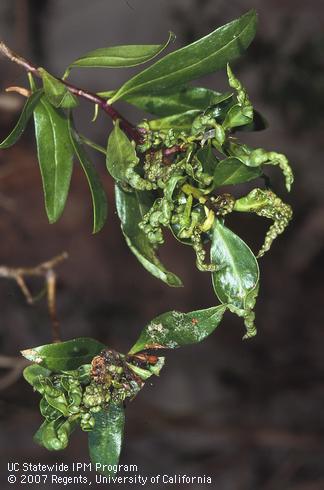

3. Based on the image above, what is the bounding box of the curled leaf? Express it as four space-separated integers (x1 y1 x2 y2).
234 188 293 257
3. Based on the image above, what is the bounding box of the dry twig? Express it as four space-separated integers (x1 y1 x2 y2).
0 252 68 342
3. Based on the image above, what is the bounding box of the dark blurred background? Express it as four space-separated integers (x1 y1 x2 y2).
1 1 324 489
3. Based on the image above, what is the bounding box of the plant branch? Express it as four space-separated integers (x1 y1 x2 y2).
0 252 68 342
0 41 142 143
0 355 29 390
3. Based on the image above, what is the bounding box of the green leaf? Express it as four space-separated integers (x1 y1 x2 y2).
0 90 43 148
68 119 108 233
21 338 105 371
39 68 78 108
88 404 125 476
125 87 233 117
195 145 219 176
33 96 74 223
70 32 174 69
110 11 257 103
23 364 51 386
115 184 182 287
35 417 78 451
130 305 227 353
148 110 200 131
210 220 259 338
106 120 138 183
211 220 259 308
213 157 261 186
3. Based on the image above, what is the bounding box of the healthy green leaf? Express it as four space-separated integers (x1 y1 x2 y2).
211 220 259 309
115 184 182 287
88 404 125 476
213 157 262 186
68 119 108 233
70 32 174 69
110 11 257 102
124 87 233 117
0 90 43 148
129 305 227 353
21 338 105 371
148 110 200 131
106 120 138 183
33 96 74 223
39 68 78 108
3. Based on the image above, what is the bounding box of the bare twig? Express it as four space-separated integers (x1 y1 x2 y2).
0 41 142 143
0 355 29 390
0 252 68 342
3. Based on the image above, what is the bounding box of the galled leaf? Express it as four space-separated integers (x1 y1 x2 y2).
129 305 227 354
115 184 182 287
70 32 174 69
88 404 125 476
68 118 108 233
33 96 74 223
23 364 51 386
110 11 257 102
21 338 105 371
0 90 43 148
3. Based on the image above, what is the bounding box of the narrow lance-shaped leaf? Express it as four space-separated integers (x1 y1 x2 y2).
124 87 233 117
210 220 259 338
39 68 78 108
69 32 174 69
0 90 43 148
110 11 257 102
88 404 125 476
115 184 182 287
33 96 74 223
21 338 105 371
148 110 200 131
130 305 227 354
68 118 108 233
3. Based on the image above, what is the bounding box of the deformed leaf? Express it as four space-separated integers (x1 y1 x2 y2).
88 404 125 476
23 364 51 386
70 32 174 69
213 157 261 186
129 305 227 354
33 96 74 223
39 68 78 108
110 11 257 102
0 90 43 148
125 87 233 117
21 338 105 371
68 119 108 233
115 184 182 287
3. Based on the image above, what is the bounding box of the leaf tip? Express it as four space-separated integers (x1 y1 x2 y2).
21 348 43 364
